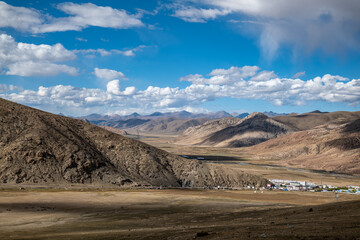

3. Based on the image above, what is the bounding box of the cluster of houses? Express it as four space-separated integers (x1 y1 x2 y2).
267 179 317 191
267 179 360 194
240 180 320 191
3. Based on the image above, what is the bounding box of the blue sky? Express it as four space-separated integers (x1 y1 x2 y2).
0 0 359 116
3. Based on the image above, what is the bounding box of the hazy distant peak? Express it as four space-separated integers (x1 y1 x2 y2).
236 112 249 118
310 110 329 114
263 111 289 117
129 112 140 117
149 112 163 116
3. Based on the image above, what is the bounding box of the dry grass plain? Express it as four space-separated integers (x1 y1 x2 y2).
1 189 360 240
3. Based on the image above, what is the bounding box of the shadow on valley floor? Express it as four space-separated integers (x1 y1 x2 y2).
1 195 360 240
178 154 246 161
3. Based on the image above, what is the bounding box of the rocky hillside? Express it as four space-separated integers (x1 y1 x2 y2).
128 117 210 135
0 98 268 187
273 111 360 131
245 119 360 175
100 126 128 135
92 117 209 135
93 118 150 129
174 117 243 146
175 113 292 147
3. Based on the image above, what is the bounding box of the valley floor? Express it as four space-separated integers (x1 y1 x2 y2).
0 189 360 240
133 133 360 187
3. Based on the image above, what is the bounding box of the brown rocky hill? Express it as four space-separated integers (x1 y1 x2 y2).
273 111 360 131
245 119 360 175
0 98 267 187
100 126 128 135
127 117 209 135
175 113 292 147
174 117 244 146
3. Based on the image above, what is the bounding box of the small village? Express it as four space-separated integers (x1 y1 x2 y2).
268 179 360 194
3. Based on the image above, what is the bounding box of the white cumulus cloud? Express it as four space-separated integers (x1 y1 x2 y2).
0 1 144 34
106 80 122 95
0 84 23 93
106 80 137 96
0 1 42 32
1 66 359 115
172 7 230 23
0 34 77 77
94 68 127 81
74 45 146 57
123 86 137 95
6 61 78 77
181 66 260 85
180 67 360 106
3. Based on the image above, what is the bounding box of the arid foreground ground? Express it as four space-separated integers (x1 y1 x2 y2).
0 188 359 240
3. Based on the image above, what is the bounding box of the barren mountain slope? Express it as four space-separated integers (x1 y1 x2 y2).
0 98 267 187
175 113 292 147
174 117 243 145
94 118 150 129
245 119 360 175
273 111 360 131
86 116 209 135
128 117 210 135
100 126 128 135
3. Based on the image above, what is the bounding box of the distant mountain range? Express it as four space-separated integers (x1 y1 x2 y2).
78 110 238 122
78 110 293 122
77 110 290 134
